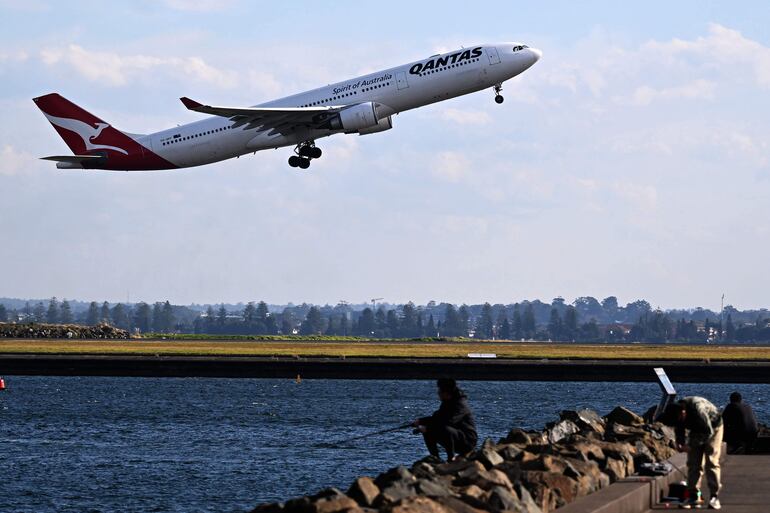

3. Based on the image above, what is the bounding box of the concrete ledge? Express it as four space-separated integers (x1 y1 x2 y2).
2 354 770 381
556 453 687 513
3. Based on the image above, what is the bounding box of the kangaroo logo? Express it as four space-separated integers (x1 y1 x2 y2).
43 113 129 155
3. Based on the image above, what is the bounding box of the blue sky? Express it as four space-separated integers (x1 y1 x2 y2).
2 0 769 309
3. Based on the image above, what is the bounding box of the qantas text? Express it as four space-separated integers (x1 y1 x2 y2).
409 47 483 75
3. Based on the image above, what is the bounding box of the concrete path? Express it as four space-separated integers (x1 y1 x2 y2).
710 455 770 513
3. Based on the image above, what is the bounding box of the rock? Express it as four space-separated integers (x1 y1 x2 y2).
633 440 655 466
546 419 580 443
494 461 522 485
250 502 284 513
457 484 485 502
378 481 417 505
348 477 380 507
519 454 567 474
376 466 417 488
313 495 358 513
561 458 604 494
488 486 521 511
560 409 605 435
520 471 578 512
513 483 544 513
605 422 648 441
387 496 449 513
474 444 504 469
604 406 643 426
603 458 627 482
435 459 478 476
412 461 438 480
284 497 315 513
454 461 486 479
497 444 524 461
454 467 512 491
0 321 129 339
434 496 488 513
416 478 453 498
560 440 606 465
502 428 532 445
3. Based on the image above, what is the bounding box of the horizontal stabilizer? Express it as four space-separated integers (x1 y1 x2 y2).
41 155 104 163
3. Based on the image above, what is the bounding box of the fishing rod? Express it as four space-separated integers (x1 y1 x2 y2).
331 422 414 446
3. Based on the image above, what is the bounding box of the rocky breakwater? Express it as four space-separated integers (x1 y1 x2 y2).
0 322 129 339
251 406 677 513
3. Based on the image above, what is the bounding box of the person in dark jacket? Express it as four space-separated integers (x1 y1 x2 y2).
413 378 477 461
722 392 758 454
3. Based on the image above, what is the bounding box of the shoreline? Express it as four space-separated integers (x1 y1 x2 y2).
2 354 770 382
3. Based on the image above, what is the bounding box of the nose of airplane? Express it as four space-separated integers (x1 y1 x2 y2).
529 47 542 64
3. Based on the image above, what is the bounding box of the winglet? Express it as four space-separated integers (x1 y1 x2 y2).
180 97 204 110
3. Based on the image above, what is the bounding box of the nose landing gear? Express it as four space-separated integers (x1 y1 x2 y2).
493 84 504 104
288 141 322 169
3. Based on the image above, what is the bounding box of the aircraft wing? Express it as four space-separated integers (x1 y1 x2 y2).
180 97 346 136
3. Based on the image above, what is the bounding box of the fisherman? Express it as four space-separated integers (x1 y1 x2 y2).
659 397 723 510
413 378 477 462
722 391 758 454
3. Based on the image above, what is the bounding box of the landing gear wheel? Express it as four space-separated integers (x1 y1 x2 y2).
493 83 504 104
291 141 322 167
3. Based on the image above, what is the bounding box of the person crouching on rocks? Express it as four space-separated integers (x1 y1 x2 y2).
412 378 478 462
659 397 723 510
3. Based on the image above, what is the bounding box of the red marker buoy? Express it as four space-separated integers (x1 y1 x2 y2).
0 377 5 391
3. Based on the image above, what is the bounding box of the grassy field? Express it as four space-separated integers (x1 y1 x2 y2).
1 339 770 360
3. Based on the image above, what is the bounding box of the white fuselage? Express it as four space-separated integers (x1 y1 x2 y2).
143 43 540 169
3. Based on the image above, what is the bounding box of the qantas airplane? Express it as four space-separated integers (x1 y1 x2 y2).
34 42 541 171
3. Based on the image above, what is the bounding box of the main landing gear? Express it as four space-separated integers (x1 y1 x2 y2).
288 141 322 169
493 83 504 104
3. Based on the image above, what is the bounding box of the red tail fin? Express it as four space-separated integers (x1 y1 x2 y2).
32 93 135 156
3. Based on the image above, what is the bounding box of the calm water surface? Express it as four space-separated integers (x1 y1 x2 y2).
1 377 768 513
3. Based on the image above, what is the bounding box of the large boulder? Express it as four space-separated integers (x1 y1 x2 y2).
604 406 644 426
560 409 605 435
472 439 504 469
545 420 580 444
501 428 532 445
313 495 358 513
347 477 380 507
487 486 521 511
453 467 513 491
387 497 448 513
520 471 578 512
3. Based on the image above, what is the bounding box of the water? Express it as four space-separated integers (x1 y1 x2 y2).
1 378 768 513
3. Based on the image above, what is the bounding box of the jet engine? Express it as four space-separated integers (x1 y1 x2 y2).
322 102 379 131
358 116 392 135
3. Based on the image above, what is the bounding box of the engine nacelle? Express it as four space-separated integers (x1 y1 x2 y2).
324 102 379 131
358 116 393 135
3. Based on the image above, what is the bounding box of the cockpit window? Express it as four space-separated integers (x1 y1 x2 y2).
513 45 529 52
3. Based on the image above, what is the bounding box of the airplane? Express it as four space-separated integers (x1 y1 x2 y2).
34 42 541 171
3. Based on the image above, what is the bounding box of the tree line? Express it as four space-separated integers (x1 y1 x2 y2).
2 296 770 343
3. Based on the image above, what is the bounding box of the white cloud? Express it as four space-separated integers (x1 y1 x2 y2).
40 44 237 88
629 79 716 106
643 24 770 89
439 108 492 126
